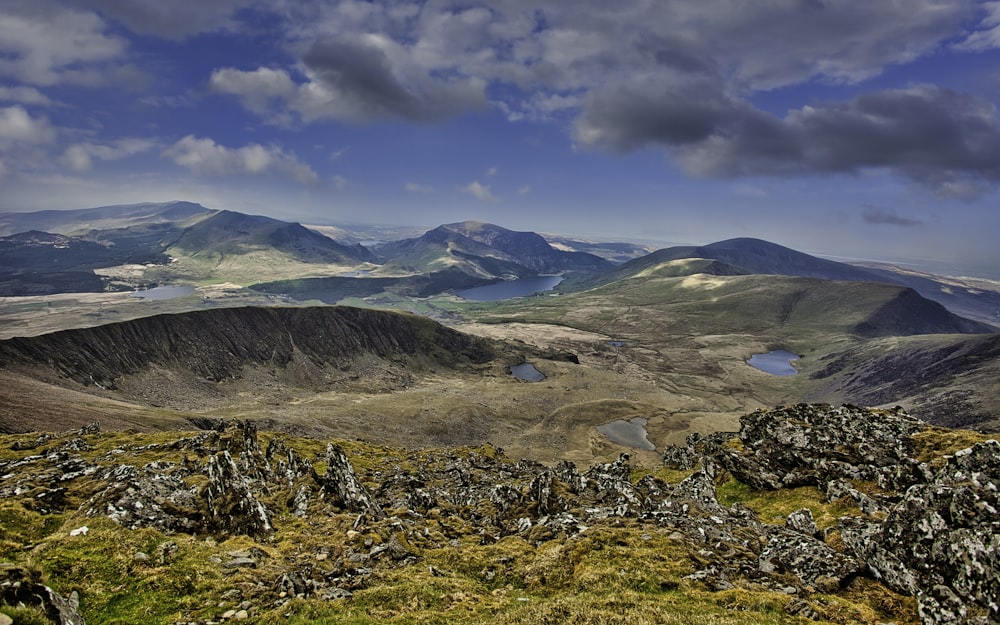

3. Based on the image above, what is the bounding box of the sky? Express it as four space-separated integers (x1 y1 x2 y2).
1 1 1000 278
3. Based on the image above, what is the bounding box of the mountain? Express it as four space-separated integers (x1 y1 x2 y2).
0 206 377 294
590 237 999 328
603 237 883 283
0 201 212 236
375 221 612 278
808 333 1000 431
169 210 375 265
470 262 997 429
442 221 613 273
857 263 1000 328
0 305 502 430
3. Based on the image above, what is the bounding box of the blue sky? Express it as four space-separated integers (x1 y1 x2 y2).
1 1 1000 277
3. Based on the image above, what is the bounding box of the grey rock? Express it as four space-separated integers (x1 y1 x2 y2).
758 527 862 587
785 507 820 539
0 563 85 625
313 444 384 521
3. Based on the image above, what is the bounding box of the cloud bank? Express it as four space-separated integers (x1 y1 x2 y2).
163 136 318 184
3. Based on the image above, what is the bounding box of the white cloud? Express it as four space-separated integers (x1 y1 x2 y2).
332 174 348 191
954 1 1000 51
0 3 127 86
163 135 318 184
0 86 56 106
60 138 156 171
405 182 433 193
0 106 55 145
209 67 297 116
460 180 498 202
486 166 498 177
517 185 532 195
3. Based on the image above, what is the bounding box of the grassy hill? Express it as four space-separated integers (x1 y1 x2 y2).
461 267 999 430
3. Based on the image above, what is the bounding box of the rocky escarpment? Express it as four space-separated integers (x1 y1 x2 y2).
0 405 996 624
0 305 498 392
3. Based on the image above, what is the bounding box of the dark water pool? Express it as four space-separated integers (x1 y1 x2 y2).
747 349 800 376
510 363 545 382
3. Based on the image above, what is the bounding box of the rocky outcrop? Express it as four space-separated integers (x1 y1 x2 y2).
841 440 1000 625
713 404 928 491
1 407 996 625
314 444 384 521
664 403 999 625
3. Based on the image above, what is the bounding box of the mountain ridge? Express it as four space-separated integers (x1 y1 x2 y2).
375 220 612 278
582 237 999 328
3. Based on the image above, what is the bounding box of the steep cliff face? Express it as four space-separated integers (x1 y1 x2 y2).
0 306 497 391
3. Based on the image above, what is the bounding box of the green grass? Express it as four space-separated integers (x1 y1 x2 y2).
716 480 861 529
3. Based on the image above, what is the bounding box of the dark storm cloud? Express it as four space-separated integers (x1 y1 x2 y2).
301 38 487 123
578 83 1000 198
862 206 924 227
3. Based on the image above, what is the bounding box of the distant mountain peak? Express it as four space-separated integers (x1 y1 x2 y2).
376 220 613 277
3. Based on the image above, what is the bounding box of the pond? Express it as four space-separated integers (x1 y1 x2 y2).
510 363 545 382
130 285 196 301
747 349 800 376
596 417 656 451
456 275 563 302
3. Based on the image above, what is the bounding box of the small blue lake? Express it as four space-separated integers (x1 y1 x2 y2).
130 285 196 300
511 363 545 382
747 350 800 376
456 275 563 302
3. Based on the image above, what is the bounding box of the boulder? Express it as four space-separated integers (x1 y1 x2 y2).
0 564 84 625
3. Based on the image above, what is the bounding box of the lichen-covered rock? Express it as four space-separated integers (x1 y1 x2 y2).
314 444 384 521
785 508 819 539
2 406 994 625
86 463 200 533
844 440 1000 625
0 564 84 625
719 404 928 491
758 527 862 587
205 450 272 537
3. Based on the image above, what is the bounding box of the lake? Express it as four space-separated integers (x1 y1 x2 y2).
456 275 563 302
747 349 800 376
596 417 656 451
510 363 545 382
130 285 196 300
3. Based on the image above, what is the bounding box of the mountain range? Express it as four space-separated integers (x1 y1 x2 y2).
2 202 996 329
0 201 997 625
0 201 997 435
